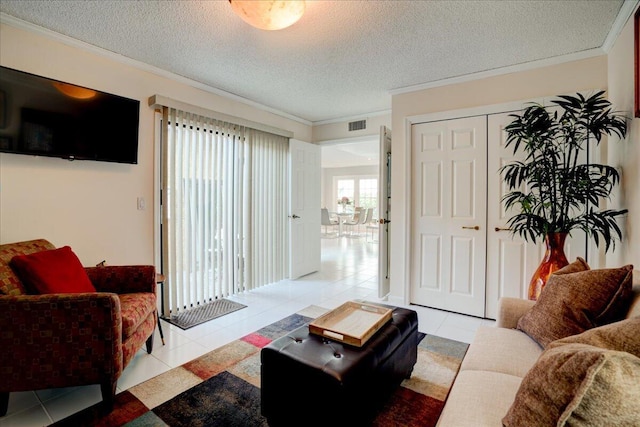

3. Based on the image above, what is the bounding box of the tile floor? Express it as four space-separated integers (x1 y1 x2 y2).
1 237 495 426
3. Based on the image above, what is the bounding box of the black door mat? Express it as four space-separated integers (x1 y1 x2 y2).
163 298 247 330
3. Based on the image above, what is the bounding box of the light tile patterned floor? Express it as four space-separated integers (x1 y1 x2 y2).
1 237 494 426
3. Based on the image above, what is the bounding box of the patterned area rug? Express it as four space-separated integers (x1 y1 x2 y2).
164 298 247 330
50 305 469 427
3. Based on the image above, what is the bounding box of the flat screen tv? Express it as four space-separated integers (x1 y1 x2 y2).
0 66 140 164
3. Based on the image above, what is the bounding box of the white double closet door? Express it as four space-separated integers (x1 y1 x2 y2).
410 112 588 319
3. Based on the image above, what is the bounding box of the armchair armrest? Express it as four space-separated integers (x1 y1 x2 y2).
496 297 535 329
85 265 156 294
0 293 123 392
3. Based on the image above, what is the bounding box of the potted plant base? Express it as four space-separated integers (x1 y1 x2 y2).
528 233 569 300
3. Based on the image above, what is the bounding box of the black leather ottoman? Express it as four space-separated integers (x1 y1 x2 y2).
261 305 418 427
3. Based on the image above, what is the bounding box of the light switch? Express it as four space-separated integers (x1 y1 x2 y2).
137 197 145 210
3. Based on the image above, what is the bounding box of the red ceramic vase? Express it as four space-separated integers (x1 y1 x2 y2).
528 232 569 301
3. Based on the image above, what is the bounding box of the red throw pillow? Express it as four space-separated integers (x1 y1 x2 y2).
10 246 96 294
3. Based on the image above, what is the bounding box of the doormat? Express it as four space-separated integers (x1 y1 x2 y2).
164 298 247 330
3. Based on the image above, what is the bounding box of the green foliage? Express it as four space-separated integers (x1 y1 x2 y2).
501 91 628 252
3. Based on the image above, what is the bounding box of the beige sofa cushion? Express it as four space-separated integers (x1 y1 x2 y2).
495 297 535 329
554 256 590 274
436 370 521 427
460 326 542 378
503 343 640 427
517 263 634 348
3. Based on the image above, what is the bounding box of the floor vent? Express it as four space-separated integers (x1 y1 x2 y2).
348 119 366 131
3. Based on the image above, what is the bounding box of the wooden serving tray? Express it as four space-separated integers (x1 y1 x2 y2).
309 301 393 347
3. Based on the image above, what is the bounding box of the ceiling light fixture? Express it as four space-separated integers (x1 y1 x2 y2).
229 0 305 31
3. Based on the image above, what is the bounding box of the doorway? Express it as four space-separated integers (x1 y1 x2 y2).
320 138 380 290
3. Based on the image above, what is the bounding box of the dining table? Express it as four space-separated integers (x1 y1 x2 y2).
332 211 355 236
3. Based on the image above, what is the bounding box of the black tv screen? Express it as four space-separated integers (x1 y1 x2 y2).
0 66 140 164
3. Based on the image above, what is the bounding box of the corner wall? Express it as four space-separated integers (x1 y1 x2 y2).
0 23 311 266
607 7 640 267
390 56 608 303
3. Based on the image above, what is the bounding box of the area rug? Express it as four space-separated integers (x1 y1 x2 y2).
163 298 247 330
50 305 469 427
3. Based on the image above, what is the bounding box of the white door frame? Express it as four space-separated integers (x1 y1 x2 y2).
378 126 392 298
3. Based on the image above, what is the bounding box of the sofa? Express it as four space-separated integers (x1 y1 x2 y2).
0 239 158 416
437 266 640 427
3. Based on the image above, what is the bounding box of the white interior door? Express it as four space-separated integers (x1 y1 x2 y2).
289 139 321 279
485 111 589 319
378 126 391 298
410 116 487 317
485 112 542 318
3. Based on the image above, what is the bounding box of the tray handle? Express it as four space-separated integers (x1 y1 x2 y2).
360 304 382 313
323 330 344 340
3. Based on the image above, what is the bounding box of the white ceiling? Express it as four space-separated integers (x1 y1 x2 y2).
0 0 632 126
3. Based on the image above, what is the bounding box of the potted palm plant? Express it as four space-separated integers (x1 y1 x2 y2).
501 91 628 300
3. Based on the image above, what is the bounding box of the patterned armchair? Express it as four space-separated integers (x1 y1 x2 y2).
0 239 157 416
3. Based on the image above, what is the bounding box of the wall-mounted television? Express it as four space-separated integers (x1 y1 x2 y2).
0 66 140 164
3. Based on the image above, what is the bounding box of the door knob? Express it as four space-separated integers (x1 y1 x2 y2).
288 214 300 219
379 218 390 224
494 227 512 232
462 225 480 230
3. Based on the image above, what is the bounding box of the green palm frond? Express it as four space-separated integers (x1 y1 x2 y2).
501 92 628 252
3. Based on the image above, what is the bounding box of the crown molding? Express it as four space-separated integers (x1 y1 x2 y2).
389 48 605 96
602 0 639 53
0 13 312 127
313 109 391 126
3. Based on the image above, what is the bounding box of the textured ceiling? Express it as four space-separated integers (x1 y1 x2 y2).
0 0 629 124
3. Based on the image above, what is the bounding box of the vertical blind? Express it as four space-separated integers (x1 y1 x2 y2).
161 107 288 315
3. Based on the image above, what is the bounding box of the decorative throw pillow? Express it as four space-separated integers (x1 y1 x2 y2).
10 246 96 294
552 256 590 275
549 317 640 357
516 262 634 348
502 343 640 427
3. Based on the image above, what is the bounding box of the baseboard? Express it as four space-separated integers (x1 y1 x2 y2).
386 295 405 306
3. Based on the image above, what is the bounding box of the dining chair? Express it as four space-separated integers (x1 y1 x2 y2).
366 219 379 243
320 208 339 237
344 207 363 236
359 208 373 235
351 208 372 236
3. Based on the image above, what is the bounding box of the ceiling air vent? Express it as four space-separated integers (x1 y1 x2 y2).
348 119 366 132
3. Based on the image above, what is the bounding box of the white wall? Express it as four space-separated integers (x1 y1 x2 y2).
390 55 609 303
607 7 640 267
313 113 391 143
0 23 311 266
